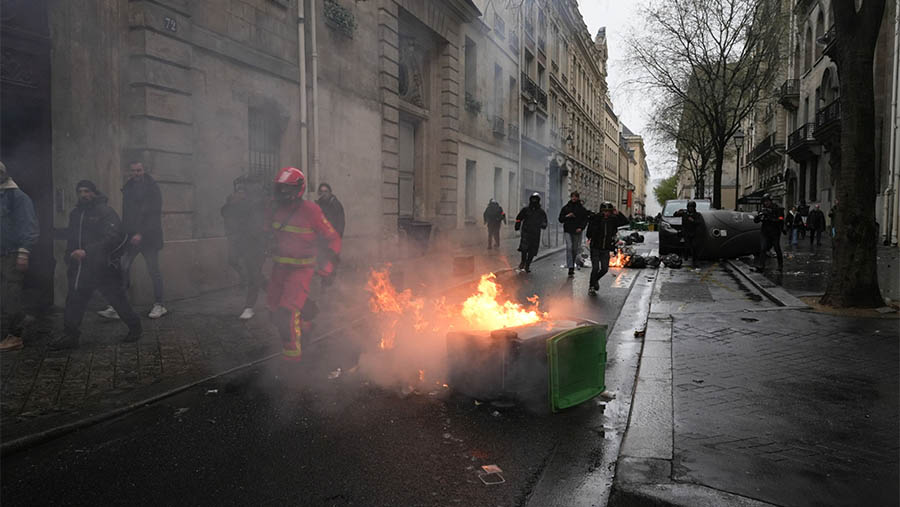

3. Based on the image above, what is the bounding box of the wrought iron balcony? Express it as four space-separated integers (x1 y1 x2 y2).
750 132 784 167
786 123 820 161
535 87 547 113
822 25 837 57
492 115 506 137
814 99 841 144
778 79 800 110
521 72 537 101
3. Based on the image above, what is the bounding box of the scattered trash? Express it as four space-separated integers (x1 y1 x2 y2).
443 433 452 439
491 411 501 417
482 464 503 474
692 379 704 384
206 418 216 425
328 368 342 379
646 255 661 268
474 400 483 406
740 317 759 322
634 328 646 337
662 253 683 268
205 389 218 395
174 407 190 416
626 255 647 269
478 471 506 485
599 390 616 401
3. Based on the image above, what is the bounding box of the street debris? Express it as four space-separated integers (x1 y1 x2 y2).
474 400 483 406
634 327 646 337
599 390 616 401
206 418 216 424
328 368 342 379
740 317 759 322
478 464 506 485
174 407 189 416
692 379 704 384
482 464 503 474
662 254 683 268
646 255 661 268
205 389 218 395
491 411 501 417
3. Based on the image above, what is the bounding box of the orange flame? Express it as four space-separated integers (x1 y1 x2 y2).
366 268 425 349
608 249 630 268
460 273 546 330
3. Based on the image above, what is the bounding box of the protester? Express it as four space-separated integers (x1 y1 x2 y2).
0 162 39 352
797 200 810 240
316 183 345 238
785 206 801 247
828 200 838 238
807 204 826 247
221 176 266 320
515 193 547 273
585 201 628 295
98 160 166 321
674 200 702 267
483 199 506 250
51 181 141 350
558 191 590 277
267 167 341 361
753 194 785 271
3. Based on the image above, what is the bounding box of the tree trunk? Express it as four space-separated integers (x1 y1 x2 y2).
820 46 884 308
712 145 725 208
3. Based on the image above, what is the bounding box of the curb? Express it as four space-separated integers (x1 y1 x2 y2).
725 259 809 309
1 247 566 457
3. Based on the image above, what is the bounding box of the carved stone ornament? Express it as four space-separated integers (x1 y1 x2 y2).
398 35 425 107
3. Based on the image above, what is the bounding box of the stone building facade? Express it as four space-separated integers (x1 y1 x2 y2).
1 0 647 307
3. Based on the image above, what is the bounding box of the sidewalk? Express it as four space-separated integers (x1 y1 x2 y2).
611 261 900 507
0 234 564 451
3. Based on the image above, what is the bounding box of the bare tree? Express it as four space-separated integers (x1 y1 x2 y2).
820 0 887 308
649 96 715 199
627 0 786 209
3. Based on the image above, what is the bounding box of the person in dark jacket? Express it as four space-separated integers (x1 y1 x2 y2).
558 191 590 277
585 201 628 295
807 204 826 247
98 161 166 321
0 161 39 351
753 194 784 271
50 181 141 350
483 199 507 250
673 200 702 267
316 183 345 237
221 177 266 320
515 193 548 273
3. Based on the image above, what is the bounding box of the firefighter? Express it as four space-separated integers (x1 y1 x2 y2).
267 167 341 361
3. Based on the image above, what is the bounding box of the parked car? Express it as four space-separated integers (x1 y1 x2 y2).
659 199 711 255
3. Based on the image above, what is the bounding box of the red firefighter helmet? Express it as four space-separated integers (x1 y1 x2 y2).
273 167 306 200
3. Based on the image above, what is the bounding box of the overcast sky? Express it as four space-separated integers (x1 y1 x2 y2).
578 0 666 215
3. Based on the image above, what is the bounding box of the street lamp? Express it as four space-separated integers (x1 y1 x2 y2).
733 128 745 210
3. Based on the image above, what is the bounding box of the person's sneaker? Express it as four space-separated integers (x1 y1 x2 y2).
568 268 575 277
148 303 168 319
121 330 142 343
49 334 79 350
97 306 120 320
239 308 255 320
0 335 23 351
588 287 597 296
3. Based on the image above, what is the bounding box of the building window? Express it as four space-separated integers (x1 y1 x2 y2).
493 13 505 39
248 106 281 180
805 27 813 71
466 160 477 221
494 167 503 202
509 76 517 124
494 64 503 118
465 37 477 101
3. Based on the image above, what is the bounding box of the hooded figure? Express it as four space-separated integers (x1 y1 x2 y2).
807 204 826 246
514 193 547 272
483 198 506 250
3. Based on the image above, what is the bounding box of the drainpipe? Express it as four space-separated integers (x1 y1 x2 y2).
298 1 309 178
310 0 321 188
885 0 900 245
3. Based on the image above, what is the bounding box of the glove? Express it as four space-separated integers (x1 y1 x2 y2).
514 223 521 232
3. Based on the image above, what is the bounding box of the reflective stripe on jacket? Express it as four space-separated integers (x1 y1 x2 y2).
267 200 341 266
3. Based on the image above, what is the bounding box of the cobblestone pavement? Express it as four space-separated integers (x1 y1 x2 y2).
672 303 900 506
0 234 563 444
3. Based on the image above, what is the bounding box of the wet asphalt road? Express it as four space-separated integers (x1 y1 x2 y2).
1 244 652 507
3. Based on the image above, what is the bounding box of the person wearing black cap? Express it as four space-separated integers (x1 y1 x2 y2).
50 181 142 349
515 193 548 273
586 201 628 295
753 193 784 272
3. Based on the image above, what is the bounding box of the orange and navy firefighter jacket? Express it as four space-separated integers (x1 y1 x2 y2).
267 200 342 272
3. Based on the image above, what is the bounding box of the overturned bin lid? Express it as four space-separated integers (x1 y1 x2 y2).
547 324 607 412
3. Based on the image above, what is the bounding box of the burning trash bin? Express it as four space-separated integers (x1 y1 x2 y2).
446 320 607 413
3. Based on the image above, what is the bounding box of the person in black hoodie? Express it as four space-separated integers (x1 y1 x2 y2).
515 193 548 273
97 161 166 321
753 194 784 271
585 201 628 295
558 191 590 277
50 181 141 350
483 199 506 250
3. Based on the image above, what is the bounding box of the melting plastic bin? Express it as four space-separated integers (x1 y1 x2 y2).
446 320 607 413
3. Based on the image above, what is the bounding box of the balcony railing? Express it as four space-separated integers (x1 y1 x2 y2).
788 123 816 150
521 72 536 101
778 79 800 110
492 116 505 137
535 87 547 112
750 132 783 164
822 25 837 56
816 99 840 129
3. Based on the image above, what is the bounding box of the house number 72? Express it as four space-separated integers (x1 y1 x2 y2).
164 16 177 32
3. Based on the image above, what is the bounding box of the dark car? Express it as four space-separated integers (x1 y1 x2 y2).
659 199 711 255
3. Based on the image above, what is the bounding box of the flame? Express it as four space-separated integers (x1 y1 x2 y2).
460 273 546 330
608 249 630 268
366 268 425 349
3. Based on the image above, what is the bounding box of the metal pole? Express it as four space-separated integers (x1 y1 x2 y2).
735 146 741 210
